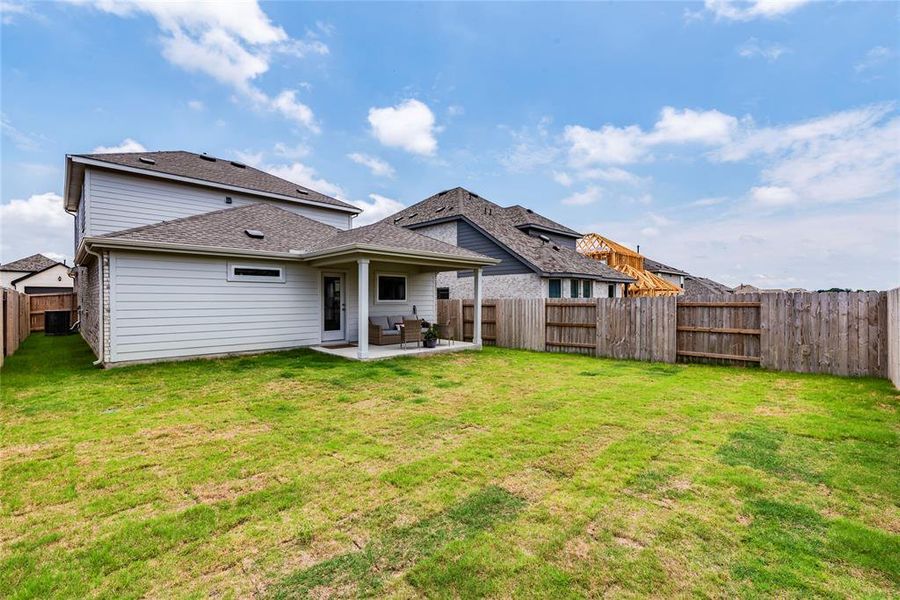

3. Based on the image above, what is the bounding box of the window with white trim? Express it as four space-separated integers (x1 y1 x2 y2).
377 274 407 302
227 263 285 283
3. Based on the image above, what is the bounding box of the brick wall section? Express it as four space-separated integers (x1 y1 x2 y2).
437 272 544 298
413 221 457 245
102 251 110 360
77 257 101 357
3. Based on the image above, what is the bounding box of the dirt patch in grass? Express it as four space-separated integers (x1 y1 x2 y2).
192 473 274 504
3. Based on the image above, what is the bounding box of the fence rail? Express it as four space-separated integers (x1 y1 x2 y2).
438 289 899 383
28 292 77 332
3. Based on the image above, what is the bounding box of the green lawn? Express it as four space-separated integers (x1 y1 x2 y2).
1 335 898 599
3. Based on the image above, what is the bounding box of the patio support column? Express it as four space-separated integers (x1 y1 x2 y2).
473 267 483 347
357 258 369 360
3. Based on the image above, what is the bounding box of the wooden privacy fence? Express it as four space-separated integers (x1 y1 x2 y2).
438 289 898 381
29 292 77 332
1 288 31 365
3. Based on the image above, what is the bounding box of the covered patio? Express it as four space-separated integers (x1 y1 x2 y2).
301 221 499 360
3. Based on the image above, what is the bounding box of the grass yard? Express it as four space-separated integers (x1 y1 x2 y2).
1 335 898 599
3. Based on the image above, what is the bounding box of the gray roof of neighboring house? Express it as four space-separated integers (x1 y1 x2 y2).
96 203 491 262
0 253 61 272
502 205 581 237
386 187 632 282
643 257 689 276
72 150 359 212
683 275 734 296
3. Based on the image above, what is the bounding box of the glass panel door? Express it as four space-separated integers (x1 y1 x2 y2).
322 274 344 341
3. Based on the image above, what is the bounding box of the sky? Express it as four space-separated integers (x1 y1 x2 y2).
1 0 898 290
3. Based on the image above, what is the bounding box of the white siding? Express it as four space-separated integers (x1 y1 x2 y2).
11 264 73 292
86 169 352 235
108 251 323 363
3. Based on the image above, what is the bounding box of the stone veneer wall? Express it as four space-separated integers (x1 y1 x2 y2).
77 257 101 357
413 221 457 246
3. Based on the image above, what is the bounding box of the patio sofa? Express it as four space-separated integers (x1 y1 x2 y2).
368 315 427 345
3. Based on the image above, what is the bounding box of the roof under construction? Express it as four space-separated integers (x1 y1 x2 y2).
576 233 683 297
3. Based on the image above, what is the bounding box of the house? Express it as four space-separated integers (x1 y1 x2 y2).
576 233 682 297
382 187 633 299
0 254 73 294
683 275 733 296
642 257 689 290
65 151 498 366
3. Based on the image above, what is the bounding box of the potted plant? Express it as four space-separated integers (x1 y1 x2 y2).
423 324 439 348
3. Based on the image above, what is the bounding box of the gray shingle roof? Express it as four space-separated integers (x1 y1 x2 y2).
643 257 689 276
308 220 490 260
101 203 340 253
0 253 61 272
97 203 494 263
683 275 734 296
386 187 632 281
75 150 358 212
502 205 581 237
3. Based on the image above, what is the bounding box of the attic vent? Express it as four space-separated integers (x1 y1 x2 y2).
538 234 551 243
526 208 533 214
245 229 264 239
435 206 445 213
199 154 216 162
295 188 309 195
408 212 418 218
230 161 246 168
552 245 560 251
393 216 405 223
138 157 156 165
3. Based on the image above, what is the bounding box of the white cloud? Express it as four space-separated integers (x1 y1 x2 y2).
347 152 395 178
580 167 643 185
552 171 573 187
265 162 345 199
647 107 739 145
70 0 324 131
92 138 147 153
0 193 73 265
750 185 798 206
273 142 310 160
700 0 810 21
855 46 895 73
368 99 438 156
1 113 41 150
561 187 602 206
737 37 789 61
353 193 406 226
1 1 33 25
232 150 264 167
187 99 205 111
689 196 726 207
564 124 647 166
447 105 465 117
718 103 900 204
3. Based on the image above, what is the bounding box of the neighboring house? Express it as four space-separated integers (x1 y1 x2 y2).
733 283 806 294
66 151 497 365
576 233 682 297
643 257 689 289
383 187 633 299
0 254 73 294
683 275 733 296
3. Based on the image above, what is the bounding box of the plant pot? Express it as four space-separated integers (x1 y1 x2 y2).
423 338 437 348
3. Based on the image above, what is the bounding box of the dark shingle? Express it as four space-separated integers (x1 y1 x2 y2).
309 220 490 260
683 275 734 296
385 187 632 281
0 253 61 272
76 151 358 212
643 257 689 276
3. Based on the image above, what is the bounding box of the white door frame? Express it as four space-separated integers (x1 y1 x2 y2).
321 272 346 342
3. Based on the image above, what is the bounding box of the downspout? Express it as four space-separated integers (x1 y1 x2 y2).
83 244 105 366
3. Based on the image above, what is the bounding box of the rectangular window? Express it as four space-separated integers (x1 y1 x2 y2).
570 279 579 298
436 287 450 300
227 263 285 283
608 284 615 298
583 280 592 298
377 274 407 302
549 278 561 298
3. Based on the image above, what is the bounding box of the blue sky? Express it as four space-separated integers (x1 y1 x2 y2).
2 0 898 289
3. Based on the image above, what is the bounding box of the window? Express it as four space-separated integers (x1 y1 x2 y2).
549 278 561 298
570 279 579 298
608 284 615 298
582 280 592 298
227 263 285 283
377 274 407 302
437 287 450 300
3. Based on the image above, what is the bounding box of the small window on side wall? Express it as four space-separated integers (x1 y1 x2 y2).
549 278 561 298
377 274 407 302
570 279 579 298
583 280 592 298
437 287 450 300
608 284 615 298
227 263 285 283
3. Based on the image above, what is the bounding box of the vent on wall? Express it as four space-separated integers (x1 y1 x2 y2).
245 229 264 239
